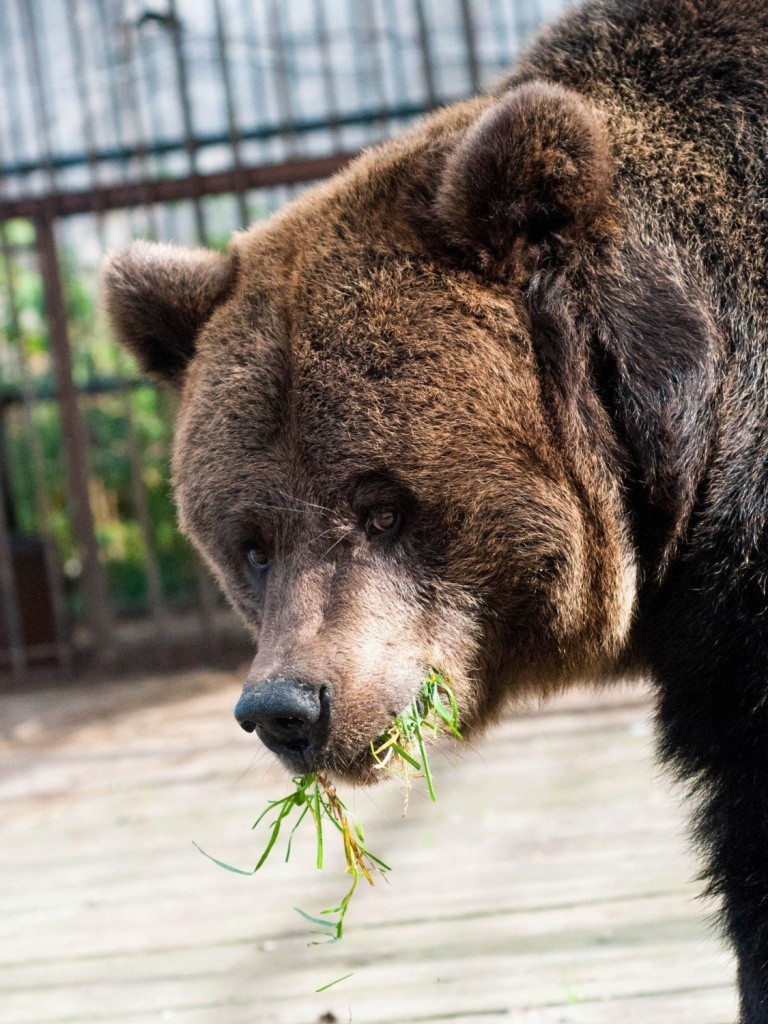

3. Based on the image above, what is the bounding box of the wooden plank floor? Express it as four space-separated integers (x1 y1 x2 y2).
0 670 736 1024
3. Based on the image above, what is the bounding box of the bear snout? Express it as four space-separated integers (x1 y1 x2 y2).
234 677 331 768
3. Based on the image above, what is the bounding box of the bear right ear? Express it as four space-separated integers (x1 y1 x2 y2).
101 241 237 385
434 80 615 274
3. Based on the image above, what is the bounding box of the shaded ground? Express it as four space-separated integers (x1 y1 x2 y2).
0 671 735 1023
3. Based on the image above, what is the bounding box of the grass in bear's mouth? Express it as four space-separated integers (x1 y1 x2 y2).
369 669 462 802
194 672 461 948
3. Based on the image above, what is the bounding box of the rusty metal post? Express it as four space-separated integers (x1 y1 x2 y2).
0 464 26 682
35 215 112 658
0 222 72 672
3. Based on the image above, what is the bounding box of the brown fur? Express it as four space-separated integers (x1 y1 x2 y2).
103 3 768 1013
102 84 639 774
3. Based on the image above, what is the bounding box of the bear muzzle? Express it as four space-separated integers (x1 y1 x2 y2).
234 676 332 769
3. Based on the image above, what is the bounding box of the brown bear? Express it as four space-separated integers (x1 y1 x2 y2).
102 0 768 1018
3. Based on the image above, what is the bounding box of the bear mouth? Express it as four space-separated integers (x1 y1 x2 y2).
263 736 381 784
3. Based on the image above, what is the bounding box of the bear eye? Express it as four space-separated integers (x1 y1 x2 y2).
366 507 399 537
246 546 270 572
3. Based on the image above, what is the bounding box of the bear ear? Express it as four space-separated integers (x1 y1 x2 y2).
435 80 614 272
101 241 237 385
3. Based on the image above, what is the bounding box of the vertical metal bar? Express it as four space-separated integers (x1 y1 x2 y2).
88 1 172 637
212 0 249 229
0 0 26 171
378 0 411 113
358 0 389 134
35 215 112 658
17 0 58 194
134 14 179 240
458 0 481 93
345 0 375 143
114 5 160 239
239 0 274 164
312 0 342 147
120 387 168 639
64 0 105 238
165 0 207 243
0 460 25 682
415 0 438 110
0 222 71 670
268 0 300 160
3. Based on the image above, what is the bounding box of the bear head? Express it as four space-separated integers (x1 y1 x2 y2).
102 81 640 781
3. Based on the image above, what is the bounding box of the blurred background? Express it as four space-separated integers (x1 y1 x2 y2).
0 0 572 682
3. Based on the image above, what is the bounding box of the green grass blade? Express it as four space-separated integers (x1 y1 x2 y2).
389 742 422 769
413 713 436 802
285 803 310 862
254 798 294 870
316 973 354 993
295 906 338 929
192 841 256 875
365 850 392 872
312 783 324 869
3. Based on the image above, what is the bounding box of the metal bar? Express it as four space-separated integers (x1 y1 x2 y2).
165 0 207 242
0 441 25 682
345 0 376 144
86 3 170 633
312 0 343 146
35 215 113 658
115 3 161 239
0 0 25 164
120 387 168 637
268 0 300 159
17 0 58 194
458 0 481 93
0 152 356 221
358 0 389 131
0 503 25 680
413 0 438 107
0 222 71 671
0 103 430 180
378 0 411 112
133 9 180 240
212 0 249 229
238 0 275 164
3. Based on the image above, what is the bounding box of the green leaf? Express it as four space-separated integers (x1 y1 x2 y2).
390 742 422 769
294 907 338 929
413 713 436 802
192 841 256 875
285 803 310 862
316 973 354 993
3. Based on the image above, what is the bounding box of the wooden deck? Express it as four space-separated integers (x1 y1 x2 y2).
0 669 736 1024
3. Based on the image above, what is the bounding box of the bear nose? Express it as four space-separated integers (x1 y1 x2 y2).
234 678 329 757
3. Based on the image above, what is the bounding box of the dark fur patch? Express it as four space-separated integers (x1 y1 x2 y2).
435 80 615 273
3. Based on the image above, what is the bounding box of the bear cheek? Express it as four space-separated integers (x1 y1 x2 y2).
323 585 481 768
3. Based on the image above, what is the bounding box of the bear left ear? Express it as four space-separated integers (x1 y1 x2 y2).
101 240 238 386
435 80 615 272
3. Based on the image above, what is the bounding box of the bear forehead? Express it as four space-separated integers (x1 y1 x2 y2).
182 237 540 469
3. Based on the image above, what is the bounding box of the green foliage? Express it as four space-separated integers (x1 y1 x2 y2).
0 221 201 620
371 670 462 801
195 674 462 948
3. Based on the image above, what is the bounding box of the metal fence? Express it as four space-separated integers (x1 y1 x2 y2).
0 0 566 680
